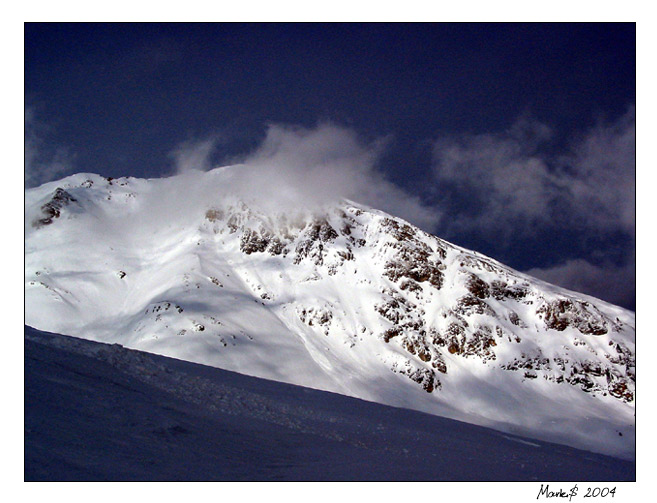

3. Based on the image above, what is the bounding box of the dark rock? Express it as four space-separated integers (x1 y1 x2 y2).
382 327 402 342
32 188 77 228
490 280 530 302
466 274 490 299
205 208 224 222
453 294 496 317
537 299 608 335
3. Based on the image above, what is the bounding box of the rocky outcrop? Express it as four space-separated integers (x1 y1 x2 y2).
391 359 442 393
240 228 285 256
501 348 635 402
294 219 339 266
32 188 77 228
195 200 634 402
536 299 609 335
381 218 446 290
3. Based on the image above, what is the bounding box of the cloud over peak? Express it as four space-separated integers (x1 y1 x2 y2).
171 123 441 231
169 135 223 175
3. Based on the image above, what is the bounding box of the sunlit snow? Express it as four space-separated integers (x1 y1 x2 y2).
24 167 635 462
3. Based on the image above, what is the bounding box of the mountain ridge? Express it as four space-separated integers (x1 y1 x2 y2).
24 167 636 459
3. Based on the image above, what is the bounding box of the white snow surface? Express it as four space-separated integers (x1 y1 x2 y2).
25 326 635 481
24 167 636 460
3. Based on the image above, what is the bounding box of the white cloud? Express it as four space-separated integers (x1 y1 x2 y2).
431 108 635 308
432 122 559 236
237 123 441 230
432 107 635 239
561 105 635 236
171 123 441 231
25 106 75 188
168 135 223 174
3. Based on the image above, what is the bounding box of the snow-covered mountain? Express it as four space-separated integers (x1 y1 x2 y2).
24 167 636 460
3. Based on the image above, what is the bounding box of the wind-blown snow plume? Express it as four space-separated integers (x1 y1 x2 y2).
167 123 441 231
168 135 223 174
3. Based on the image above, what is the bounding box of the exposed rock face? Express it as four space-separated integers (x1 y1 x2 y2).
200 200 634 402
32 188 77 228
293 219 339 266
537 299 609 335
391 360 442 393
381 218 445 290
206 203 634 401
240 228 285 256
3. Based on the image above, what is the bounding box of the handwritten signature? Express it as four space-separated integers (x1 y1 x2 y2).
537 484 617 500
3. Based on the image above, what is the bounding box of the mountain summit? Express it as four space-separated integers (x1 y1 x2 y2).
25 167 635 459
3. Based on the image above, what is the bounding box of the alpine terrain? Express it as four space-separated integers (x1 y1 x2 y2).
24 167 636 462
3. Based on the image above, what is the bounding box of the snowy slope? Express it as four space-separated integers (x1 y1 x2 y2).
25 326 635 481
24 167 636 459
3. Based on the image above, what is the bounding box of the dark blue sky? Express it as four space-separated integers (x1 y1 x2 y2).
24 23 636 309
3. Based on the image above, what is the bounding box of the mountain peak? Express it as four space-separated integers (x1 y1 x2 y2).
25 169 635 459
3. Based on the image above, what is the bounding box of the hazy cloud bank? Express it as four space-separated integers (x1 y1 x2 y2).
526 256 635 310
432 107 635 239
25 107 76 188
432 106 635 307
562 106 635 237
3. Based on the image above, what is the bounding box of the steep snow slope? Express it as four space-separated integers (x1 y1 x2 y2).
24 167 636 459
25 326 635 481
